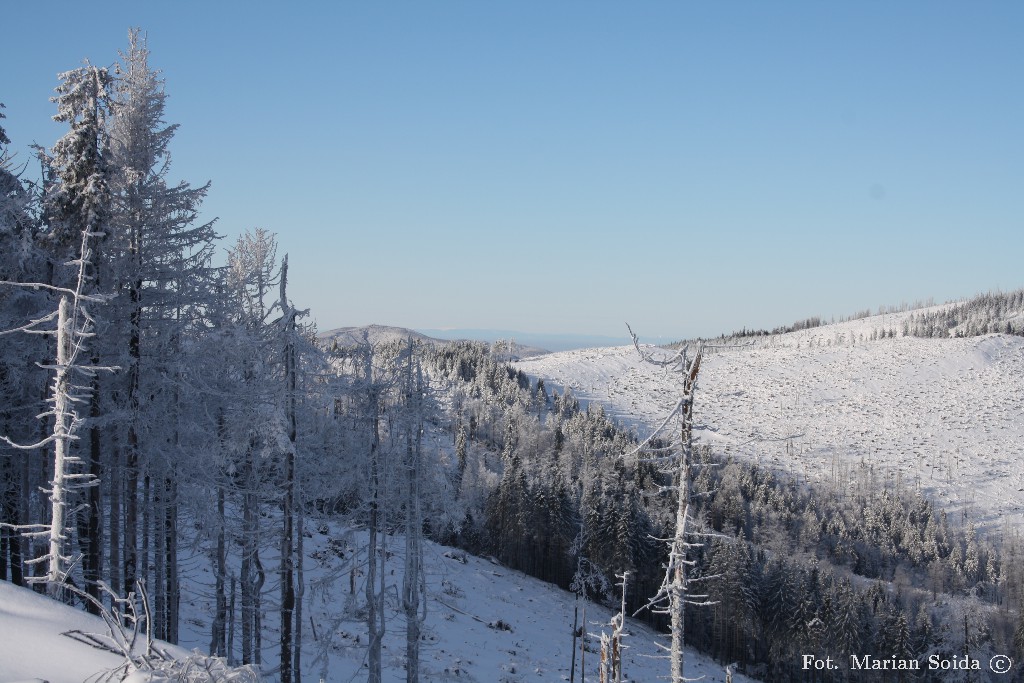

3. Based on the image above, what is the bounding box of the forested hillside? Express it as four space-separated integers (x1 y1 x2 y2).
708 290 1024 342
454 337 1024 682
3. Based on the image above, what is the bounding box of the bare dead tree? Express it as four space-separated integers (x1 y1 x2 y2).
624 325 716 683
363 343 386 683
0 227 115 597
402 338 428 683
599 571 629 683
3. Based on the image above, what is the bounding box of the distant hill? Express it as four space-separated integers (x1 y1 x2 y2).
417 327 628 352
318 324 443 349
318 324 549 358
696 287 1024 345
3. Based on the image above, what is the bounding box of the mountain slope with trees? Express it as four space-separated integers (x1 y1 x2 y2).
3 30 1024 683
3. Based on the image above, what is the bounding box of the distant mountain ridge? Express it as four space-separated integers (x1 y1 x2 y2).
319 324 442 348
417 327 633 352
318 324 549 358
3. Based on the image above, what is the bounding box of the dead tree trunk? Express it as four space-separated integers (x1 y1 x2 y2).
365 347 385 683
403 344 427 683
625 326 705 683
279 260 297 683
45 296 73 596
669 346 701 683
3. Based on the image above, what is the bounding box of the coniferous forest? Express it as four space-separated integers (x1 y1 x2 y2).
3 32 1024 683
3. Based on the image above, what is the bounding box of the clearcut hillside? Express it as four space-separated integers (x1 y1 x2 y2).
515 300 1024 533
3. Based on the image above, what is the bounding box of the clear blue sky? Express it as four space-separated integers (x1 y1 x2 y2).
3 2 1022 340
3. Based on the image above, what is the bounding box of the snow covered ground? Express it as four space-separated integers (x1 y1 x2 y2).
171 528 755 683
2 529 755 683
515 310 1024 533
0 580 192 683
0 532 753 683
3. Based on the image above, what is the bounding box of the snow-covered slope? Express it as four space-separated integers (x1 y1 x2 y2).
515 311 1024 532
0 536 755 683
171 529 756 683
0 581 192 683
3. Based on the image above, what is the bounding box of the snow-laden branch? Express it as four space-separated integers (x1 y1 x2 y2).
0 279 110 302
626 322 687 370
621 396 685 460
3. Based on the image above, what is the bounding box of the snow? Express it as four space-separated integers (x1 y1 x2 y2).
515 312 1024 533
0 535 757 682
169 528 757 683
0 580 188 683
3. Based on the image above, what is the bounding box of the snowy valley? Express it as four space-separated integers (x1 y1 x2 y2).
2 21 1024 683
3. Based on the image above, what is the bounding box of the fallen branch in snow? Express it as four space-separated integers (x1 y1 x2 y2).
62 628 133 655
435 598 486 624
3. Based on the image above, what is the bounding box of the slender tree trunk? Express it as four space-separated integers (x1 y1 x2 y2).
154 466 166 639
108 442 120 609
580 600 587 683
367 458 382 683
365 349 384 683
669 498 689 682
165 474 179 643
46 296 72 597
123 454 137 600
0 453 11 582
254 550 264 667
241 486 256 665
123 291 141 599
668 348 700 683
212 482 227 656
294 506 304 683
611 572 627 683
83 371 102 614
0 485 7 582
280 283 297 683
165 323 182 644
228 572 237 666
570 597 579 683
31 401 49 589
403 350 426 683
142 472 152 592
12 449 28 587
31 268 54 590
278 462 294 675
